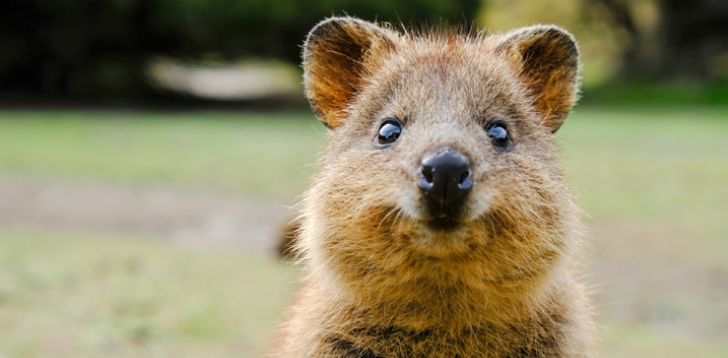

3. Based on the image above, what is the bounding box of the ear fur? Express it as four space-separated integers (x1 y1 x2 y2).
496 26 580 133
303 17 395 129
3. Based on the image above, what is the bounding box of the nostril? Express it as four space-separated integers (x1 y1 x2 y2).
458 169 472 190
459 170 470 185
418 165 435 191
421 165 434 184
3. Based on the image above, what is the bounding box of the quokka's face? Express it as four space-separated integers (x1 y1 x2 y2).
303 17 580 257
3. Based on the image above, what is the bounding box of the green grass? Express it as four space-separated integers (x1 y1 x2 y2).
601 321 728 358
0 111 327 199
560 106 728 239
0 228 298 358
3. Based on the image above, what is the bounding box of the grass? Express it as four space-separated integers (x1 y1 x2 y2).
0 111 327 200
0 106 727 357
0 228 297 358
560 105 728 239
601 321 728 358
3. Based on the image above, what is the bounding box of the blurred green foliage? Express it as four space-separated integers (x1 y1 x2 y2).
481 0 728 104
0 0 478 99
3 0 728 103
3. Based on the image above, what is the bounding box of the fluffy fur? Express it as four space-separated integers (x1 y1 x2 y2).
272 17 596 358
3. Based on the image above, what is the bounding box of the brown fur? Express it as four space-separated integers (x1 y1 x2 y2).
272 17 596 358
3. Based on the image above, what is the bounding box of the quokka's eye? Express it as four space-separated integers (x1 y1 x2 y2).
377 117 403 145
485 118 513 151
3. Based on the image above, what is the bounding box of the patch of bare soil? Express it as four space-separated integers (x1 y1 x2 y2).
0 176 295 252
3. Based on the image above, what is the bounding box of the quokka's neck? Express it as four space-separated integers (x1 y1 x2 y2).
316 263 567 331
304 279 578 358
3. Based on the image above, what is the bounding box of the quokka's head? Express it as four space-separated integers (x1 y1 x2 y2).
300 17 583 285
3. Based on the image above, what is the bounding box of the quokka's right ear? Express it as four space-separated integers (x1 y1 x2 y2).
303 17 396 129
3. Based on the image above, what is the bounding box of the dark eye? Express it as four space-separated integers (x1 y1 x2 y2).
486 119 513 151
377 117 403 145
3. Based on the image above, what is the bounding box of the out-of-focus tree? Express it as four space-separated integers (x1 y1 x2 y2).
480 0 624 86
0 0 479 100
586 0 728 82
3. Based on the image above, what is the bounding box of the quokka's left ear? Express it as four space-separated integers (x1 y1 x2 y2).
496 25 580 133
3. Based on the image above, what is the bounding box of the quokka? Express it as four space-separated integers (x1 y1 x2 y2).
272 16 596 358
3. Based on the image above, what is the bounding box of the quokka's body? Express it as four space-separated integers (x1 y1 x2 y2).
272 17 596 358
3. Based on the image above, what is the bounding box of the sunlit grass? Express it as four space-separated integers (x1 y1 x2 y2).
561 106 728 238
600 320 728 358
0 228 297 358
0 111 327 199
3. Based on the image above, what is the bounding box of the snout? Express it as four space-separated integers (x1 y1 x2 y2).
418 146 472 220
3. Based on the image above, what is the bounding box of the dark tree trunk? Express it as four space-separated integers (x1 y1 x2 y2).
655 0 728 80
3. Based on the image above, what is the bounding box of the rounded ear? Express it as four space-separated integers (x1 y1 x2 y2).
303 17 396 129
495 26 580 133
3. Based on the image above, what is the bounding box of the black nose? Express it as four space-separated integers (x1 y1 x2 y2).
418 147 472 217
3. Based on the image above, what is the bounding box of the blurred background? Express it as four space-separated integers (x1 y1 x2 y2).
0 0 727 357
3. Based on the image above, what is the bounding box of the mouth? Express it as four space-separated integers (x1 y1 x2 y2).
424 217 463 231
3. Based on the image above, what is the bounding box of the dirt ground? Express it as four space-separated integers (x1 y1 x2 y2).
0 176 294 252
2 175 726 345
